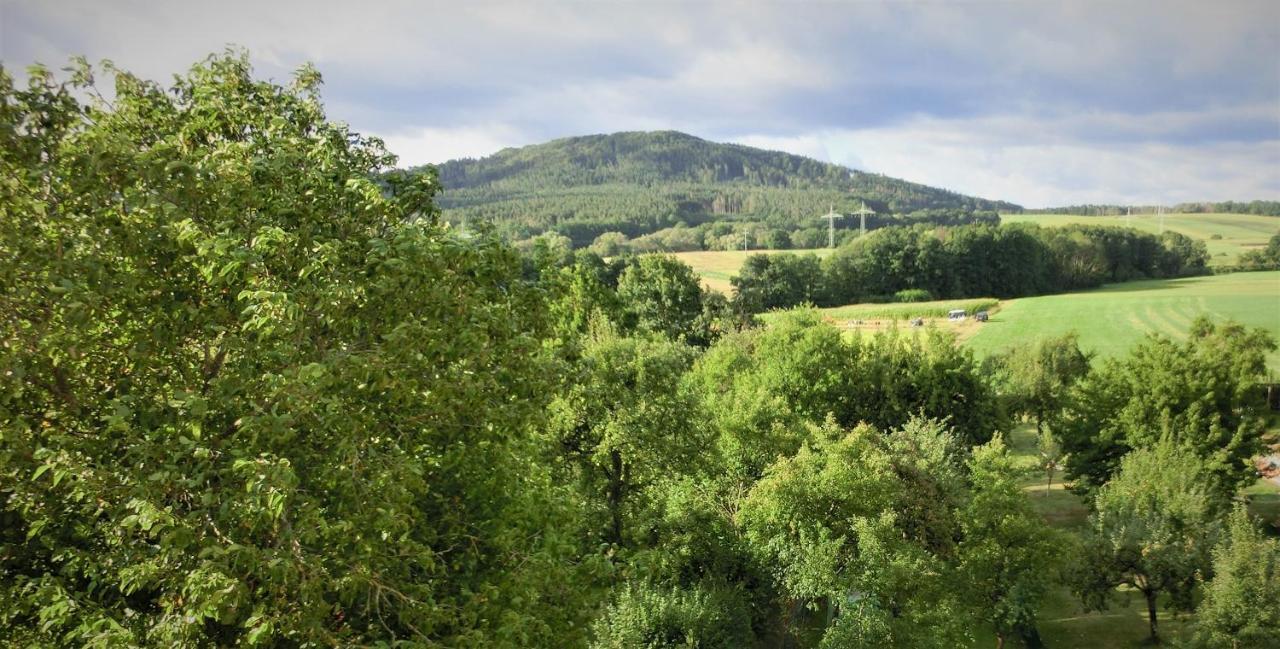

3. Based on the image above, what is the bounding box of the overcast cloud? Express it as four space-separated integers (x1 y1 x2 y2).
3 0 1277 207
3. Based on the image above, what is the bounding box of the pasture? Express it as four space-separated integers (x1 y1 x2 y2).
1001 212 1278 267
965 271 1280 372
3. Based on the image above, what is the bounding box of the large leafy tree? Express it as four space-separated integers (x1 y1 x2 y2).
548 332 706 548
0 55 581 647
1074 442 1223 644
988 332 1092 434
615 254 706 344
737 419 969 648
1060 317 1275 497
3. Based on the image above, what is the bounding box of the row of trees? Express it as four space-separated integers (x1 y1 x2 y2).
3 54 1277 648
732 222 1210 312
1023 201 1280 217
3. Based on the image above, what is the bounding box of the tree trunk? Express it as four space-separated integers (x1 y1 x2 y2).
1015 620 1044 649
1144 589 1159 643
1045 470 1053 495
995 633 1004 649
607 450 624 546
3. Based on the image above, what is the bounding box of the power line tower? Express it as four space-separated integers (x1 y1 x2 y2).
823 204 844 248
852 201 875 237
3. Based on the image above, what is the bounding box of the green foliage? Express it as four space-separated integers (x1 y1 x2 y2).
1074 441 1223 643
1236 231 1280 270
1194 507 1280 648
730 252 827 314
1060 317 1275 497
0 54 584 647
958 435 1061 645
548 333 705 547
987 332 1092 433
590 582 754 649
737 420 969 648
728 222 1208 314
616 255 708 344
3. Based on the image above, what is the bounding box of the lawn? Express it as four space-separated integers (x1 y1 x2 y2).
670 248 832 294
966 271 1280 372
1001 212 1279 267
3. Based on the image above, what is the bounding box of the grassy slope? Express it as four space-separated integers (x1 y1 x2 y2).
1002 212 1279 266
966 271 1280 372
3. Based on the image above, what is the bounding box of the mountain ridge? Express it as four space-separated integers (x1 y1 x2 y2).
415 130 1022 245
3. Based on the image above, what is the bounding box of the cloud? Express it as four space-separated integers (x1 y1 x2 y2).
3 0 1277 204
373 124 531 167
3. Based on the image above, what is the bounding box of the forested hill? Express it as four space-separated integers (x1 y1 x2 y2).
419 131 1022 245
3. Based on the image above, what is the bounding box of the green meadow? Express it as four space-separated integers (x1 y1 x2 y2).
1001 212 1279 266
965 271 1280 372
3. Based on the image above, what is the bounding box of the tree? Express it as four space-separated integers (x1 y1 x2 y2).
616 255 706 343
958 436 1060 649
1038 428 1066 495
589 231 630 257
989 333 1092 434
1074 441 1223 644
737 419 969 648
1061 317 1275 497
1195 506 1280 649
548 333 705 547
0 54 584 647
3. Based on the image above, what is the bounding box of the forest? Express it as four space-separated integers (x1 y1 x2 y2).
420 131 1020 247
2 55 1278 649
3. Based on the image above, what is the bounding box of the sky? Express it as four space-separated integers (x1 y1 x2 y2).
3 0 1278 208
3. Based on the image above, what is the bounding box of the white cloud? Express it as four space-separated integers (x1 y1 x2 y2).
373 124 530 167
815 117 1280 207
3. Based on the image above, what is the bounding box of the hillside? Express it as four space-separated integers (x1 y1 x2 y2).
420 131 1022 245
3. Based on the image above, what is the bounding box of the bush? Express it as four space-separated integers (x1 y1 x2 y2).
591 583 754 649
894 288 933 303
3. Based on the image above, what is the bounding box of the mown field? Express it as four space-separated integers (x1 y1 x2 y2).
1002 212 1279 266
966 271 1280 371
672 248 831 294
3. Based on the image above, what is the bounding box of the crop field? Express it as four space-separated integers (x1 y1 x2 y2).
671 248 832 294
966 271 1280 371
1002 212 1278 266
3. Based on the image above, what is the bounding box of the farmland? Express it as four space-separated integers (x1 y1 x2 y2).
966 271 1280 371
1002 212 1279 266
672 248 831 293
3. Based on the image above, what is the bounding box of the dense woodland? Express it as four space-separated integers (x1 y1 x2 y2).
730 223 1210 313
3 56 1279 649
421 131 1020 247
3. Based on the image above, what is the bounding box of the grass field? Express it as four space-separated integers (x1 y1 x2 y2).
966 271 1280 372
671 248 832 294
1002 212 1279 266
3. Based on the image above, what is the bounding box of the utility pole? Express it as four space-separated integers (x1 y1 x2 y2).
852 201 875 237
823 204 844 248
